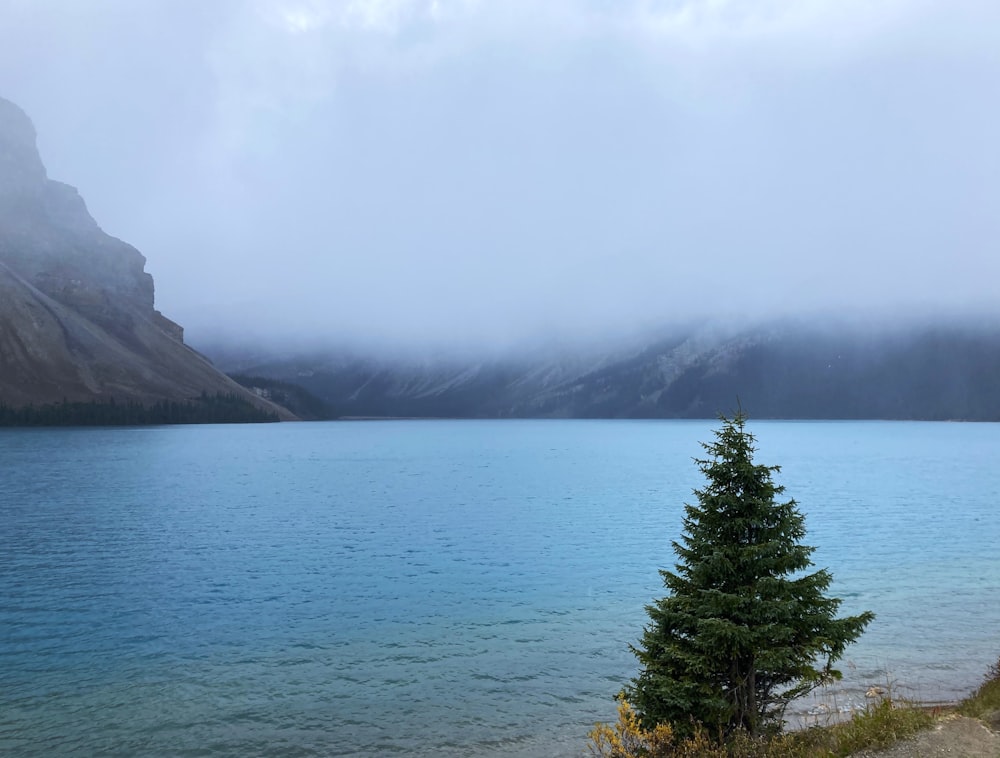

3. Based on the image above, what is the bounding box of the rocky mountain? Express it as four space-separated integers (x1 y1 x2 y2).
213 317 1000 421
9 97 991 424
0 97 290 419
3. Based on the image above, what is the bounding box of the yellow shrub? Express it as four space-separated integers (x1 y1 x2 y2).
588 697 677 757
588 698 785 757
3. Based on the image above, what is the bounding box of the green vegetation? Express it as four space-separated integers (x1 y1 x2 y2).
590 695 933 757
228 374 336 420
0 392 279 426
789 698 934 756
590 413 1000 757
958 657 1000 728
626 411 874 738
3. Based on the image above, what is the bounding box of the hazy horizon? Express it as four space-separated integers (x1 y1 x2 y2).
2 1 998 352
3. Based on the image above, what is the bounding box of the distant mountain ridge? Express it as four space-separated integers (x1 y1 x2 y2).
212 317 1000 420
6 95 994 422
0 96 290 419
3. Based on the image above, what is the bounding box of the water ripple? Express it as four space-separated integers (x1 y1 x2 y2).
1 420 998 756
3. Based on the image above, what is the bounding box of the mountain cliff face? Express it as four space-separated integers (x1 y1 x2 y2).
0 97 289 417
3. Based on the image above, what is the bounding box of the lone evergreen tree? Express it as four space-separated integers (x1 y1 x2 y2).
627 411 874 738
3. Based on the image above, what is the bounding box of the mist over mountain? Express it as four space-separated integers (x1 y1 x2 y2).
3 84 996 423
3 3 999 421
0 96 289 420
209 315 1000 421
2 2 998 351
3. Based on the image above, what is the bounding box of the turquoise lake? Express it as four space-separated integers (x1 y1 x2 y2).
2 420 998 756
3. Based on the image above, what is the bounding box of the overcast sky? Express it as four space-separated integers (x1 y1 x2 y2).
1 0 998 351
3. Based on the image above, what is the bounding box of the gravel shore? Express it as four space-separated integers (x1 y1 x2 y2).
854 713 999 757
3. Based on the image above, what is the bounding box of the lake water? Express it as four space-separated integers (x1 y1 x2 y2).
1 420 998 756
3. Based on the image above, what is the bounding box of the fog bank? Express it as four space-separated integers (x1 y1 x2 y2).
2 1 998 351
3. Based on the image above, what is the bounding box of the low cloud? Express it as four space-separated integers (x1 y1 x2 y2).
1 0 998 352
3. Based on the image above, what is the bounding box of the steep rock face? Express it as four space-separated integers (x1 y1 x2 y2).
0 98 153 337
0 97 290 416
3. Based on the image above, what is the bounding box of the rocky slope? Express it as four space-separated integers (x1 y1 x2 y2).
0 97 290 417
